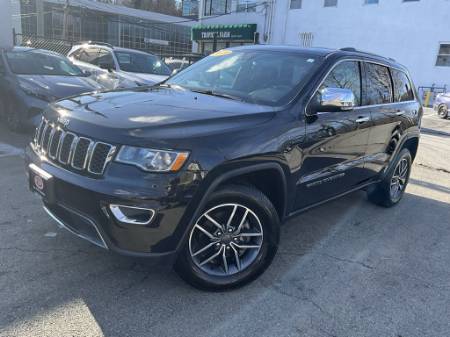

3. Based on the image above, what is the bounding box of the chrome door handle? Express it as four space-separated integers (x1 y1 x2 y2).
395 110 406 116
355 117 370 123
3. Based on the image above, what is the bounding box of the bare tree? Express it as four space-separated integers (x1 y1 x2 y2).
122 0 182 16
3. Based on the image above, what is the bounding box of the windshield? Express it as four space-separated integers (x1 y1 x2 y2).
115 51 171 76
167 49 323 106
6 50 84 76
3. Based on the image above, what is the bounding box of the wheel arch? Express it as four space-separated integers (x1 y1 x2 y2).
175 162 288 254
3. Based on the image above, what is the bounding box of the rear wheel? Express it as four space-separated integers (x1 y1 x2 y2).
367 148 412 208
438 105 448 119
175 185 280 291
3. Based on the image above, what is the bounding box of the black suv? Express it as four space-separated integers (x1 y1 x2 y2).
26 46 422 290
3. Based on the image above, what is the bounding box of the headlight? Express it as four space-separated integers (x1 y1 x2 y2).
115 146 189 172
19 80 41 96
19 80 54 101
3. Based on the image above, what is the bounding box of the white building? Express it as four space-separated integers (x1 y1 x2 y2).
194 0 450 89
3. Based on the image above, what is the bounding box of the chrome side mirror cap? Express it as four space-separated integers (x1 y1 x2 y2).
320 87 356 111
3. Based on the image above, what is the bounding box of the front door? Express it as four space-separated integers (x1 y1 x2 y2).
295 60 372 210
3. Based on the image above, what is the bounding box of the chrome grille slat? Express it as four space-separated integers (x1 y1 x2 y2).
32 119 114 176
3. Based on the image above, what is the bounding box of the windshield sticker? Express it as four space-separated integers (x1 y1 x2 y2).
211 49 232 57
307 59 315 63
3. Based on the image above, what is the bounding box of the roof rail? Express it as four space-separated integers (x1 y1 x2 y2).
76 41 114 48
339 47 396 62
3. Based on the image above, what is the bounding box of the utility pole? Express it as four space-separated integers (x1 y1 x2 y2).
62 0 70 40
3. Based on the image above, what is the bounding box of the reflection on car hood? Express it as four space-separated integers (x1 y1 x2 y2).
17 75 102 99
46 86 276 145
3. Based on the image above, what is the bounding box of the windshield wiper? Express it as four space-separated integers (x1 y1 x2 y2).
188 88 245 102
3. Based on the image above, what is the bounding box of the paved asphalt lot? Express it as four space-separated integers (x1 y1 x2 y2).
0 109 449 337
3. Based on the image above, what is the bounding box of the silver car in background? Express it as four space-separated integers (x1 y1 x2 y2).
68 42 172 90
433 92 450 119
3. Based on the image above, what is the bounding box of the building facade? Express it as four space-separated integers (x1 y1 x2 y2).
15 0 193 56
196 0 450 89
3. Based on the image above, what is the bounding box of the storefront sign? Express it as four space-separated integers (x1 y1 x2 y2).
192 24 257 41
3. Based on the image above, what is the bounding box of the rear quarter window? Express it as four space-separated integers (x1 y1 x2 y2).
391 68 414 102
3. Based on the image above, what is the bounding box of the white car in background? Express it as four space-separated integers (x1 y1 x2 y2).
67 42 172 90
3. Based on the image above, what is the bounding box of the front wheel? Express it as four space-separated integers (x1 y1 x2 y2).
438 105 448 119
175 185 280 291
367 148 412 208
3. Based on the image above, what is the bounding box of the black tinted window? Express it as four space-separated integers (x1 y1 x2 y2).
364 63 393 105
321 61 361 105
391 69 414 102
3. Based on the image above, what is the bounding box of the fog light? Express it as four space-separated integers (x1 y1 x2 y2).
109 205 155 225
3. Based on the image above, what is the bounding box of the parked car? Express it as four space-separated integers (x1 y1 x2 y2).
0 47 103 131
433 92 449 119
68 42 172 89
26 46 422 290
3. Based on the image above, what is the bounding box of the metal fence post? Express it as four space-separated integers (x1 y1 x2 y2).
12 28 16 46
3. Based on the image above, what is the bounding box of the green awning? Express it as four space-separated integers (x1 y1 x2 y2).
192 24 257 41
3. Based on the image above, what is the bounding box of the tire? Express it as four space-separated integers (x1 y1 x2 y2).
4 99 25 132
437 105 448 119
367 148 412 208
175 184 280 291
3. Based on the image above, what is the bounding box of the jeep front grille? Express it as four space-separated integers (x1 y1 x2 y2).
33 119 116 176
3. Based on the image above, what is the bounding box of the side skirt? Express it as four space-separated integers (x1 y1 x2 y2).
284 180 380 221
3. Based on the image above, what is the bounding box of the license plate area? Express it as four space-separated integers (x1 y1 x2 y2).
29 164 55 204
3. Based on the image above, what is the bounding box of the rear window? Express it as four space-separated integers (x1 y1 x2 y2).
363 63 393 105
391 69 414 102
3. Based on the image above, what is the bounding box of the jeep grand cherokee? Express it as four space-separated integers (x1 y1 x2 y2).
26 46 422 290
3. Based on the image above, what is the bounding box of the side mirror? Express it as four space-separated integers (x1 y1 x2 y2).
318 87 356 112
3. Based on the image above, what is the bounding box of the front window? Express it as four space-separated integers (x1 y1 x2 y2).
6 50 83 76
167 49 323 106
115 51 171 76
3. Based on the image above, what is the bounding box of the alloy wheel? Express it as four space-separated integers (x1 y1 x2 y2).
438 106 448 118
390 158 409 200
188 203 264 276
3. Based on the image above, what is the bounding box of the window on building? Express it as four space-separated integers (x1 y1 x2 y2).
204 0 231 16
237 1 257 12
436 44 450 67
391 69 414 102
321 61 362 106
290 0 302 9
364 63 393 105
364 0 379 4
324 0 338 7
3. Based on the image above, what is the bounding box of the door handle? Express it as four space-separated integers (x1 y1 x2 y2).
355 116 370 124
395 110 406 116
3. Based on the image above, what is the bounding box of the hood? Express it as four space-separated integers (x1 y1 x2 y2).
47 86 276 146
18 75 102 100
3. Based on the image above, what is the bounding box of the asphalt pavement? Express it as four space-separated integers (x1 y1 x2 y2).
0 108 449 337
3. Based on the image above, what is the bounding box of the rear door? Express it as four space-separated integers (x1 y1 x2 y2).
363 63 419 176
295 60 372 209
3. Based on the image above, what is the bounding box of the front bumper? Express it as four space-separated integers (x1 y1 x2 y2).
25 146 206 259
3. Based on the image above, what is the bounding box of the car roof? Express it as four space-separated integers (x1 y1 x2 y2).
229 45 406 70
72 43 157 56
1 46 65 57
